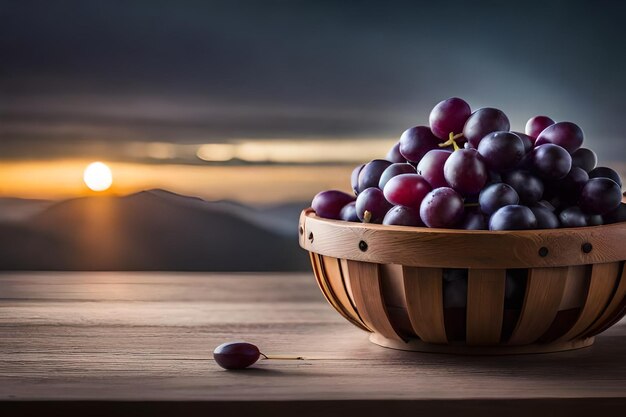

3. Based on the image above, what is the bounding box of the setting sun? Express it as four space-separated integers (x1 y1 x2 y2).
83 162 113 192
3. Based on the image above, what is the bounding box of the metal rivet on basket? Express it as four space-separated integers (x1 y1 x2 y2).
538 247 549 257
582 242 593 253
299 226 304 236
308 232 314 243
359 240 368 252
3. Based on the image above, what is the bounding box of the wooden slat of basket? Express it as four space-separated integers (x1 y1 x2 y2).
466 269 506 345
309 253 368 331
345 260 403 341
508 267 568 345
321 255 370 331
402 267 447 344
556 262 621 342
583 262 626 337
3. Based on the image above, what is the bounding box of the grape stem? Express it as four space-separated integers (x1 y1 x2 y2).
260 353 305 360
439 132 463 151
363 210 372 223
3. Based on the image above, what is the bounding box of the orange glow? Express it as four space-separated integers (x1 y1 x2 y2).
0 159 355 203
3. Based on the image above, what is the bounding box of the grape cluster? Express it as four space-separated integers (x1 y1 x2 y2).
311 97 626 230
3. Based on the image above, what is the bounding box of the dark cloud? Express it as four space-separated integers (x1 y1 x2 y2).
1 0 626 160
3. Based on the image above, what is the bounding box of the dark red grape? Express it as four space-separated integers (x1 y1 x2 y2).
535 121 583 153
512 131 534 153
383 174 432 209
416 149 451 188
578 178 622 215
477 131 525 173
399 126 441 163
489 205 537 230
311 190 355 219
502 170 544 205
355 187 392 223
463 108 510 148
559 167 589 197
461 208 488 230
530 144 572 180
530 205 559 229
386 141 406 163
525 115 555 138
588 166 622 187
603 203 626 224
383 205 424 227
479 183 520 215
571 148 597 172
357 159 392 192
419 187 464 228
378 163 416 189
559 206 589 228
588 214 604 226
443 149 488 196
213 342 261 370
350 164 364 195
429 97 471 140
339 201 359 222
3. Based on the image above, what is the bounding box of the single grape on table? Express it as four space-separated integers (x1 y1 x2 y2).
310 96 624 231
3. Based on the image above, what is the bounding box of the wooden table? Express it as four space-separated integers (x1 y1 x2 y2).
1 272 625 416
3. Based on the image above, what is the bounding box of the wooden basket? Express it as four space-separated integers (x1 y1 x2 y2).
299 208 626 354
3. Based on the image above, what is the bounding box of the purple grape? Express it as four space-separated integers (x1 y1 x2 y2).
419 187 464 228
461 208 488 230
350 164 364 195
378 163 416 189
512 131 534 153
213 342 261 370
530 144 572 180
588 166 622 187
416 149 451 188
559 206 588 228
588 214 604 226
603 203 626 224
560 167 589 198
502 170 544 205
339 201 359 222
535 121 584 153
578 178 622 215
525 115 555 139
571 148 597 173
311 190 355 220
357 159 392 192
530 205 559 229
477 131 525 173
463 108 510 148
383 205 424 227
386 141 406 163
443 149 488 196
489 205 537 230
443 273 468 308
383 174 432 209
399 126 441 163
355 187 392 223
429 97 471 140
479 183 520 215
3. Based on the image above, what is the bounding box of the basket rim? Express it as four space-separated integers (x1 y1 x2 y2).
299 208 626 269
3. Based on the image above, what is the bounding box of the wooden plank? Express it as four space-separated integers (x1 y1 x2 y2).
344 261 403 341
402 267 447 343
0 272 625 409
466 269 506 345
556 262 620 342
508 267 568 345
584 262 626 337
301 208 626 269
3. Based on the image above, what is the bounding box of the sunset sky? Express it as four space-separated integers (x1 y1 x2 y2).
2 1 626 203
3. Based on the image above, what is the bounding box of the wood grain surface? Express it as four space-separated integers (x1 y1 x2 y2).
1 272 625 416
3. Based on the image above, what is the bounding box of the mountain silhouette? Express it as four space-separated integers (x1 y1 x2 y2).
0 190 310 271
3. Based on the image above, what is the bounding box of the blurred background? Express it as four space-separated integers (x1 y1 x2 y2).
1 0 625 271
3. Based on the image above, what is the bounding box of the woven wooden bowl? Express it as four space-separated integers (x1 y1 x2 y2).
299 208 626 354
